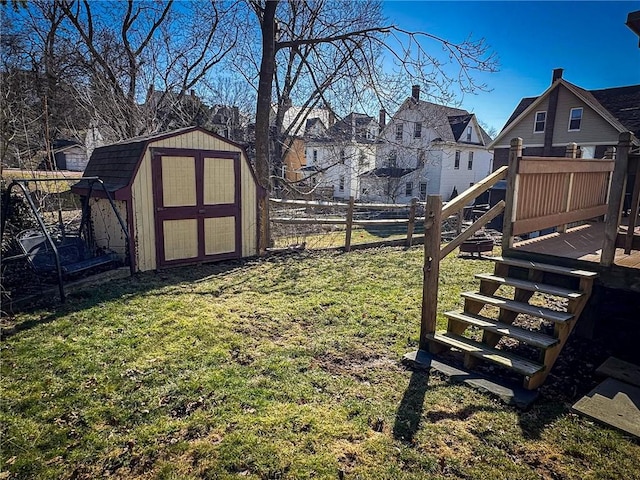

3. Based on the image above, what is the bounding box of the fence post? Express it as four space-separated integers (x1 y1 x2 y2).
602 132 632 265
345 196 355 252
419 195 442 350
565 142 578 159
502 137 522 252
406 197 417 247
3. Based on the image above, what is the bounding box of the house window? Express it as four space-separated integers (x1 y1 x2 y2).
339 175 345 191
414 122 422 138
466 126 472 142
534 111 546 133
419 182 428 200
454 150 461 169
395 123 403 141
313 150 318 162
569 107 583 131
417 149 425 168
468 151 474 170
388 151 397 168
405 182 413 196
340 149 346 163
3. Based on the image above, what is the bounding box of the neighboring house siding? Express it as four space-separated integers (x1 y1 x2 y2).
439 147 492 199
283 138 305 182
551 86 620 145
496 97 550 147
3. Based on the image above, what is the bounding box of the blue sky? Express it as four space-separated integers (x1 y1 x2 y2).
383 1 640 133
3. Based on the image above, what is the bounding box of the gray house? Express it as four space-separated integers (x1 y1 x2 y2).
489 69 640 167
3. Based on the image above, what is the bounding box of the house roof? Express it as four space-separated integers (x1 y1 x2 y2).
305 112 378 143
391 98 492 146
492 80 640 147
361 167 415 178
74 126 246 193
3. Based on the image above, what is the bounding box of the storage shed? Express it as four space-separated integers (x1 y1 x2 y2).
72 127 262 272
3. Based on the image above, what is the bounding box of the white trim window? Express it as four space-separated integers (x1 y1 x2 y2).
454 150 461 169
467 151 474 170
395 123 403 141
414 122 422 138
466 126 472 142
405 181 413 196
339 175 345 192
568 107 583 131
534 111 546 133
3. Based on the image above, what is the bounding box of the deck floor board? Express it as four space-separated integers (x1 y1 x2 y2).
512 222 640 269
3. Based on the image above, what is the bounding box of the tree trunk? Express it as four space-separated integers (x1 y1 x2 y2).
255 0 278 249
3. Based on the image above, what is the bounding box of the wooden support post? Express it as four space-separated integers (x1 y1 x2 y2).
502 138 522 252
565 142 578 159
625 148 640 254
406 198 417 247
419 195 442 350
344 196 355 252
602 132 632 266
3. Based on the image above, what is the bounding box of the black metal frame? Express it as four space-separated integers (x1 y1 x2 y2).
1 177 131 303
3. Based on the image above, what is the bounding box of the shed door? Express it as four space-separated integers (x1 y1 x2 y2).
152 149 241 268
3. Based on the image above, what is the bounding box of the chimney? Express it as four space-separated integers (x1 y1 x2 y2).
552 68 564 84
379 109 386 128
411 84 420 102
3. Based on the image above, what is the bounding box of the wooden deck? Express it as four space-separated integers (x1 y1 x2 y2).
512 222 640 269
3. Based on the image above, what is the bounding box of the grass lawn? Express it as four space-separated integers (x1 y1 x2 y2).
1 247 638 479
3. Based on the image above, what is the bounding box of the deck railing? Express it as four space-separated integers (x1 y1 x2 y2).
502 138 615 251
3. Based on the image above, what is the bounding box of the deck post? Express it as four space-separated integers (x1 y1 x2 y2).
502 138 522 252
419 195 442 350
602 132 632 266
406 197 417 247
344 196 355 252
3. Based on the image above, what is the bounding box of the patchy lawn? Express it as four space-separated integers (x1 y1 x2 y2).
1 247 638 479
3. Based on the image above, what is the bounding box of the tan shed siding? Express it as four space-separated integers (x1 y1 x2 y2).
204 157 235 204
90 198 128 257
126 131 258 269
151 131 242 153
131 148 157 272
204 217 236 254
552 86 620 144
240 151 258 256
163 219 198 260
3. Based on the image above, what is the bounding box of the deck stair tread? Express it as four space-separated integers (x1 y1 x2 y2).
444 310 559 349
475 273 584 299
427 332 545 377
462 291 574 323
492 256 598 279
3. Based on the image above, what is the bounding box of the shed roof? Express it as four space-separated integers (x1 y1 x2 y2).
75 126 246 193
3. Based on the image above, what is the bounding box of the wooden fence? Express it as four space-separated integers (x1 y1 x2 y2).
502 138 615 251
270 197 424 251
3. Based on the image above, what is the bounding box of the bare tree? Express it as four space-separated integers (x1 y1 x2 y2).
58 0 238 141
246 0 497 245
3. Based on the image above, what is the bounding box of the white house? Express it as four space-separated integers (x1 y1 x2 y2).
303 113 379 200
361 85 493 203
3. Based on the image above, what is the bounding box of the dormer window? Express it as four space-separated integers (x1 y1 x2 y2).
534 111 546 133
466 126 472 142
569 108 583 131
414 122 422 138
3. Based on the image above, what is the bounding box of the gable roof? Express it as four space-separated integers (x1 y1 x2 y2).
305 112 378 143
390 98 492 146
491 80 640 148
74 126 247 193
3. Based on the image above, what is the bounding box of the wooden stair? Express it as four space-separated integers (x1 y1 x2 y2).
426 256 597 390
